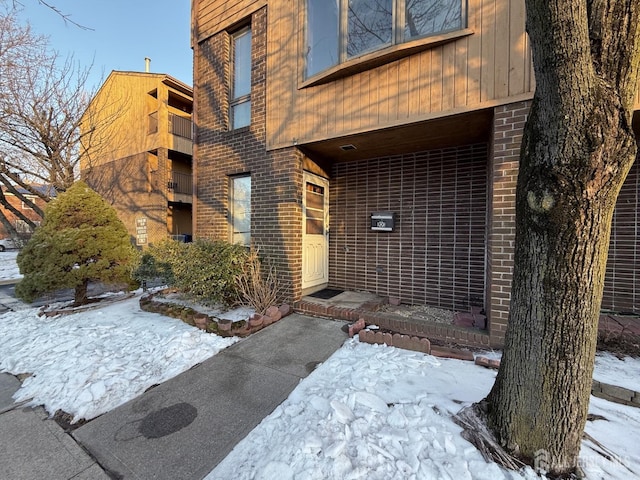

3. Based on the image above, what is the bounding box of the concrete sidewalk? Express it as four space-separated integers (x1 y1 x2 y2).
72 313 348 479
0 373 109 480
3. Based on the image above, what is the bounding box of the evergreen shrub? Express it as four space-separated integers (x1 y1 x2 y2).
146 239 249 305
16 181 136 305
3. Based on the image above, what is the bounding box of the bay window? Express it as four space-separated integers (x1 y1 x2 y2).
305 0 465 78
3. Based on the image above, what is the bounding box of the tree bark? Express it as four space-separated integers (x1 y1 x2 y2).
482 0 640 475
74 279 89 306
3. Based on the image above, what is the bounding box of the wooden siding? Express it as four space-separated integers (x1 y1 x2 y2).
81 72 192 169
194 0 266 41
194 0 640 150
263 0 535 150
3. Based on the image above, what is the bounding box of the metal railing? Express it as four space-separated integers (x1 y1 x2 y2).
167 171 192 195
169 113 192 140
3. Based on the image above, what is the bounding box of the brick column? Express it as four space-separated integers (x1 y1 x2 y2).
487 101 530 347
194 7 304 303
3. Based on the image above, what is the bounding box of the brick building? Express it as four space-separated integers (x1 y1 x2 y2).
81 71 193 247
0 185 53 242
191 0 640 346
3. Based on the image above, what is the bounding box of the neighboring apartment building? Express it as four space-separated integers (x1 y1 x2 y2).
191 0 640 346
0 184 53 241
80 71 193 247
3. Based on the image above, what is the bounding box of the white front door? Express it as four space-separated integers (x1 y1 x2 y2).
302 172 329 290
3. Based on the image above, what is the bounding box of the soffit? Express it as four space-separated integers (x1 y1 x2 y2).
299 109 493 164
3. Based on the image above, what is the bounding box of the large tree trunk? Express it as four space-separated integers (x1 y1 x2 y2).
481 0 640 475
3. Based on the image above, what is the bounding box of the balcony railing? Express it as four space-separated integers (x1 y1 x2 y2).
169 113 192 140
167 171 192 195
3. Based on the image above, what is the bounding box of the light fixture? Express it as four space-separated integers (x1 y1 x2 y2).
339 144 357 151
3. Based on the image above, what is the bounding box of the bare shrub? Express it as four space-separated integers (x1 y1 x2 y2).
236 247 283 314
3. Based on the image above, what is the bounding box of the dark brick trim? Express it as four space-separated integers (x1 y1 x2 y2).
294 299 490 348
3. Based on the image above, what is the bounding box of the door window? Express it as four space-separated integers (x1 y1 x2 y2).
305 182 325 235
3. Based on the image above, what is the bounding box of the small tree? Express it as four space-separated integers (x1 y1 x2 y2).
16 180 135 305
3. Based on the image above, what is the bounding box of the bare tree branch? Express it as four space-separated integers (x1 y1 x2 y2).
12 0 93 30
0 2 126 242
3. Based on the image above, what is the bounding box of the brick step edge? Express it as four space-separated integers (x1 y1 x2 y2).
140 293 292 337
358 329 475 361
294 300 491 348
474 357 640 409
474 356 501 369
592 380 640 408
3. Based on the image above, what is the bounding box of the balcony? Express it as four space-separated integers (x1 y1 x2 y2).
167 171 192 204
169 113 192 139
169 113 193 155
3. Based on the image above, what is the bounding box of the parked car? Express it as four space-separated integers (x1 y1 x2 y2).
0 238 17 252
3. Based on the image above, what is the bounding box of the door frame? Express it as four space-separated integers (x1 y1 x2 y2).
301 171 330 292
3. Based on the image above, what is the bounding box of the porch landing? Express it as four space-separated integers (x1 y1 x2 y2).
294 291 492 348
294 291 640 351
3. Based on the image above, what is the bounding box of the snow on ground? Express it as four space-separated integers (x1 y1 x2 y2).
0 251 21 281
153 291 255 321
208 341 640 480
594 352 640 392
0 252 639 478
208 340 537 480
0 295 238 422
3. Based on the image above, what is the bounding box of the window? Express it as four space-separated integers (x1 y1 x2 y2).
230 28 252 129
306 0 339 78
21 197 35 210
347 0 393 58
306 0 465 78
230 175 251 246
16 219 39 233
305 182 325 235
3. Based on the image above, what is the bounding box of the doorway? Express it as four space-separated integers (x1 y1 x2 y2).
302 172 329 291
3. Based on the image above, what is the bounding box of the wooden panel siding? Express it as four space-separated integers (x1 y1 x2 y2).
194 0 267 41
260 0 538 151
195 1 640 149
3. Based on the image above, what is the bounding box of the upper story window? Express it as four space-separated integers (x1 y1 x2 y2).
230 27 252 129
306 0 465 78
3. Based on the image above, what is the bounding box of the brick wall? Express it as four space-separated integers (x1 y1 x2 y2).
486 101 528 345
486 100 640 345
603 158 640 312
330 144 488 310
194 8 640 318
194 6 304 301
0 193 47 238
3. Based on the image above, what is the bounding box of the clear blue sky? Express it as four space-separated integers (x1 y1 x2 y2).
18 0 193 90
